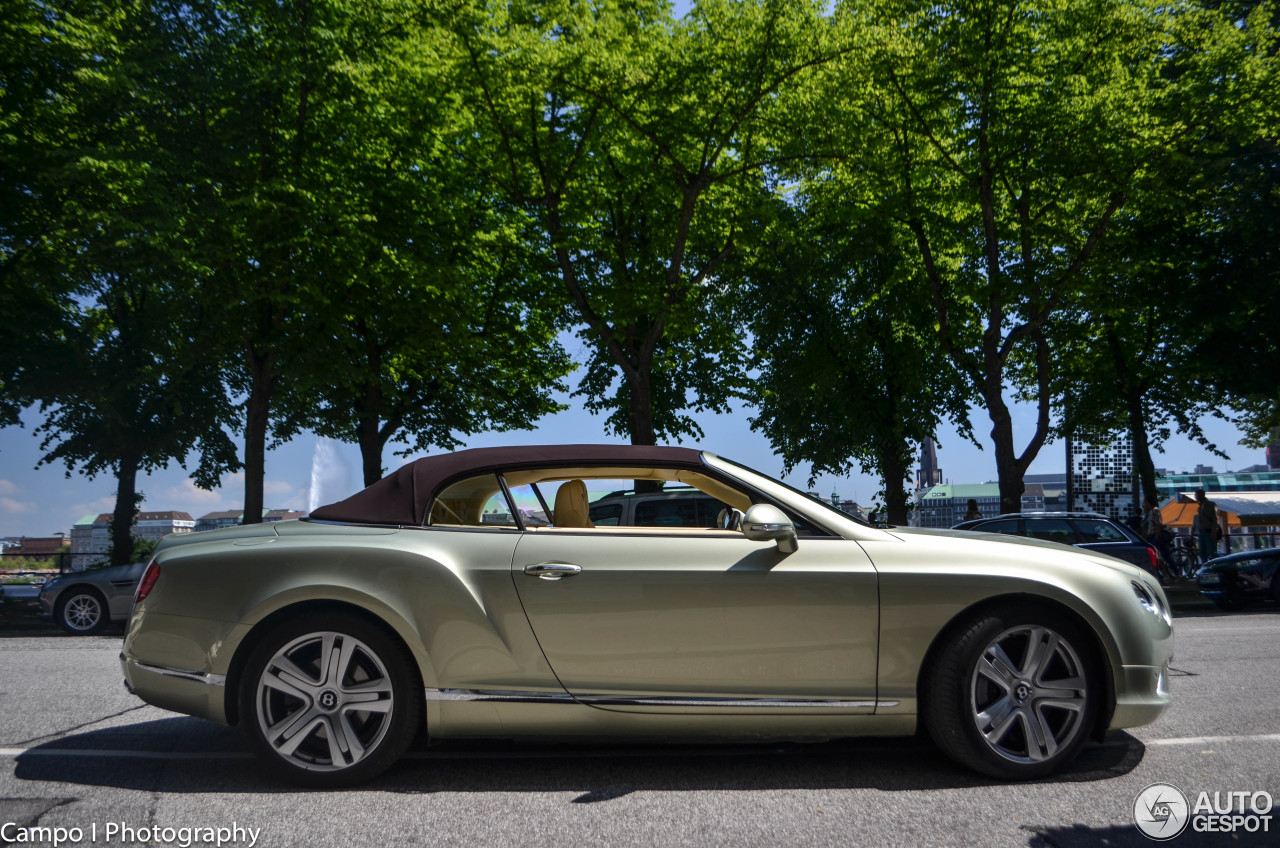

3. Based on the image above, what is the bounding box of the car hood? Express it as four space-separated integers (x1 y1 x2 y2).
1203 548 1280 571
884 524 1151 581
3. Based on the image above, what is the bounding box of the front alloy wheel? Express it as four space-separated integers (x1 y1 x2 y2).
239 613 420 786
58 590 107 635
969 625 1089 765
924 606 1100 780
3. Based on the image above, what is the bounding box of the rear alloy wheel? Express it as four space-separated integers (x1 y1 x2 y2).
239 613 420 787
924 606 1100 780
56 589 108 635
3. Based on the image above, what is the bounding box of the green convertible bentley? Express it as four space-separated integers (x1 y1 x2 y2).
121 444 1173 786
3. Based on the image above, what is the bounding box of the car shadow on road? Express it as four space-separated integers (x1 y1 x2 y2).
12 717 1145 795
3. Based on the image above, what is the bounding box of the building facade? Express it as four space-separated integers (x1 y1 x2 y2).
69 512 194 570
1068 437 1139 522
914 483 1045 529
194 509 306 532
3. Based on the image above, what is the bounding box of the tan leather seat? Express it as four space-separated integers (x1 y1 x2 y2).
552 480 594 528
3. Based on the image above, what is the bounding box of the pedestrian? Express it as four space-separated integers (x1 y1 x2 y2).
963 498 982 522
1193 488 1219 564
1142 495 1175 580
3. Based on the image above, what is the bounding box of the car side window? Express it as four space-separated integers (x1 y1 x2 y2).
428 474 518 529
1070 520 1126 542
975 518 1022 535
587 502 622 526
634 496 727 528
497 469 758 534
1024 518 1078 545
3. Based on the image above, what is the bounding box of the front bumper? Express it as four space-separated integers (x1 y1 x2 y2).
1110 659 1173 729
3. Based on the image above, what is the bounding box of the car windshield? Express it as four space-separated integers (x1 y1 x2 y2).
706 454 874 528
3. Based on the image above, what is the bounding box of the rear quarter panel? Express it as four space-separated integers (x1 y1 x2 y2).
124 522 560 710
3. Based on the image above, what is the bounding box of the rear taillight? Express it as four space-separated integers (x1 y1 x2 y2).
1147 546 1159 573
135 558 161 603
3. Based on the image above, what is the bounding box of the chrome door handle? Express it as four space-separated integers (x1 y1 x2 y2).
523 563 582 580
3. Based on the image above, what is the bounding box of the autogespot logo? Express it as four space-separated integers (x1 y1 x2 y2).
1134 783 1191 841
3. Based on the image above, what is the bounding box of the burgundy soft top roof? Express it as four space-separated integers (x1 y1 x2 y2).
308 444 705 526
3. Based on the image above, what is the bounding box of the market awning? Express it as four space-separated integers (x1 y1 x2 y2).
1162 491 1280 528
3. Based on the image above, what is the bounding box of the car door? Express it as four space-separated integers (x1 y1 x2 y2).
510 529 880 712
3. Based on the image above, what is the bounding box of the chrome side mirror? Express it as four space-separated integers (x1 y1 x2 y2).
742 504 798 554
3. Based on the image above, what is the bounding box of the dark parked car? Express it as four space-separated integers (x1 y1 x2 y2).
1195 547 1280 610
0 572 48 609
953 512 1162 576
587 486 731 528
38 561 146 634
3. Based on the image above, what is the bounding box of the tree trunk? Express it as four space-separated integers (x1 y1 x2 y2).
877 444 910 525
627 368 663 493
1126 391 1158 506
242 351 275 524
111 454 139 566
626 368 657 446
358 420 385 488
356 407 402 488
986 395 1026 515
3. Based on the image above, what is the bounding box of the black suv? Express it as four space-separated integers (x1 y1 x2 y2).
952 512 1162 576
588 486 729 528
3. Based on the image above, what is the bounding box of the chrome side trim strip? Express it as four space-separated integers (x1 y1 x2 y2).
136 662 227 688
580 696 898 709
425 688 575 704
425 688 898 709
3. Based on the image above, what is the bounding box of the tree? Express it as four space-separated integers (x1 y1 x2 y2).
1051 0 1280 499
743 199 972 524
1 0 126 428
33 279 238 565
2 0 238 563
815 0 1273 513
445 0 850 447
141 0 458 519
306 252 572 486
288 15 573 486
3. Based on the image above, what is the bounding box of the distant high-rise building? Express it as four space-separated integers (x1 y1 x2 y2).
1268 430 1280 470
1067 436 1139 522
919 437 942 490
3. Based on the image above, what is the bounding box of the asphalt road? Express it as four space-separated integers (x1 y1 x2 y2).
1 608 1278 848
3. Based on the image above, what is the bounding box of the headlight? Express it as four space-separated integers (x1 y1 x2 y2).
1132 581 1170 624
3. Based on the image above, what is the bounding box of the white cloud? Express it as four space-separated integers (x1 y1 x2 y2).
0 496 38 516
160 479 225 506
263 480 294 497
0 479 19 497
67 496 117 520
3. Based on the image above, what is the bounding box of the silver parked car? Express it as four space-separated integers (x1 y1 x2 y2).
39 561 146 634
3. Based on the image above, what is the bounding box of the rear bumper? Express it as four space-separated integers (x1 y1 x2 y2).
121 653 229 724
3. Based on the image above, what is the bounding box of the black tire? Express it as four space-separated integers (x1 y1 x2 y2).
238 612 422 787
55 588 109 635
922 604 1101 780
